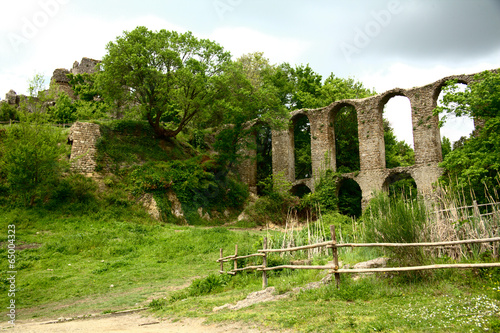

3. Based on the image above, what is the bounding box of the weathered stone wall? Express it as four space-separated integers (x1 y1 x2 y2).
267 70 488 208
68 122 101 174
71 57 101 75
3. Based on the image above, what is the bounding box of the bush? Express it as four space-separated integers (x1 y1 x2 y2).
2 122 66 206
362 192 428 266
129 158 249 224
0 103 19 121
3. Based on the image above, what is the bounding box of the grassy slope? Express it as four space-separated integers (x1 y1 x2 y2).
0 207 264 319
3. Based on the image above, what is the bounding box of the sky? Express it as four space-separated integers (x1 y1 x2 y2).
1 0 500 145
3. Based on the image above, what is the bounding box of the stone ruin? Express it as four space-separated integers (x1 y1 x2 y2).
238 70 492 208
50 57 101 98
68 122 101 175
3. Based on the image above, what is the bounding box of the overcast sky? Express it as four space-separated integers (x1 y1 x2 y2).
1 0 499 145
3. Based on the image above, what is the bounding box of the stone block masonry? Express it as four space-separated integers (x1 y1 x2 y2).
263 70 493 208
68 122 101 174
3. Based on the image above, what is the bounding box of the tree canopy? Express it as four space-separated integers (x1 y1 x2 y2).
98 27 232 139
435 70 500 203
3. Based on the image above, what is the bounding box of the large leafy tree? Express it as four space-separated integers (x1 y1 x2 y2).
435 70 500 203
98 27 231 139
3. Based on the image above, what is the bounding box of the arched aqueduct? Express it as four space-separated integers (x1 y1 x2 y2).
238 71 487 208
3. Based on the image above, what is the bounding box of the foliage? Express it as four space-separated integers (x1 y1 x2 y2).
384 119 415 168
0 75 67 206
209 54 287 175
439 117 500 203
337 178 362 218
68 73 111 120
435 70 500 204
293 114 312 179
99 27 231 139
49 92 77 124
334 105 360 173
435 70 500 121
0 102 19 121
303 169 339 213
441 136 452 160
245 173 298 225
363 192 428 266
129 158 248 224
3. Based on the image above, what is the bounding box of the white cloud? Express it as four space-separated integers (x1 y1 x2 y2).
209 27 310 64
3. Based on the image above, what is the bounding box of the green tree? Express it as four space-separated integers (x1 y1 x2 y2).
384 119 415 168
0 103 19 122
49 92 76 124
435 70 500 203
98 27 231 139
441 136 452 160
68 72 111 120
211 56 287 174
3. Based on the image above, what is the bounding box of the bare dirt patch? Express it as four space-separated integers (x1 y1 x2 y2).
1 311 277 332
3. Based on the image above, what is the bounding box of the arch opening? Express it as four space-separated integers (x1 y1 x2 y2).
293 114 312 179
383 95 415 168
332 104 360 173
291 184 311 198
337 178 362 218
436 83 474 158
383 172 417 200
255 123 273 196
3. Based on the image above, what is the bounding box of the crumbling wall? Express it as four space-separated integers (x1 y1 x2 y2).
68 122 101 175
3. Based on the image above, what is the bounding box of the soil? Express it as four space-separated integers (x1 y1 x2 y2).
0 311 278 332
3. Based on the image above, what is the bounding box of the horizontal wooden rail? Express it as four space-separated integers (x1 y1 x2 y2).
232 265 264 272
260 262 500 273
258 241 332 253
217 253 264 263
335 237 500 248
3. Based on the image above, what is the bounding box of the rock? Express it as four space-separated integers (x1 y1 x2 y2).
353 257 389 269
5 90 19 105
167 190 184 219
213 287 288 312
139 194 161 221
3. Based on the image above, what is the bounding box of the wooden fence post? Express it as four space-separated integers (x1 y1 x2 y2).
234 244 238 272
330 225 340 289
219 248 224 274
262 237 268 289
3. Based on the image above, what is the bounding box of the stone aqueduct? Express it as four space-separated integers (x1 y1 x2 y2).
238 71 485 208
54 62 486 209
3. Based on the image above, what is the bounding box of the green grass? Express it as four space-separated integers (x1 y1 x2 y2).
0 206 263 319
154 269 500 332
2 204 500 332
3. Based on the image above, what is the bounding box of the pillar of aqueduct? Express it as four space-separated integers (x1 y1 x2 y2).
239 71 485 208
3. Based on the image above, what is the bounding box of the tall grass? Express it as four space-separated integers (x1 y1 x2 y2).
363 192 428 266
431 183 500 259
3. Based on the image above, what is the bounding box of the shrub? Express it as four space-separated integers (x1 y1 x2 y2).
363 192 429 266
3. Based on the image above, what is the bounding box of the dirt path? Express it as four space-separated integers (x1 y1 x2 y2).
1 311 278 333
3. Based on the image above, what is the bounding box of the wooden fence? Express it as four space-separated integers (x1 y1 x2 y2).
217 225 500 289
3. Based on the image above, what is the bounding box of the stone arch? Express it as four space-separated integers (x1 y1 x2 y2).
432 78 471 105
290 112 312 180
379 90 415 167
290 183 312 198
382 170 418 199
434 81 475 151
329 102 360 173
336 176 362 218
